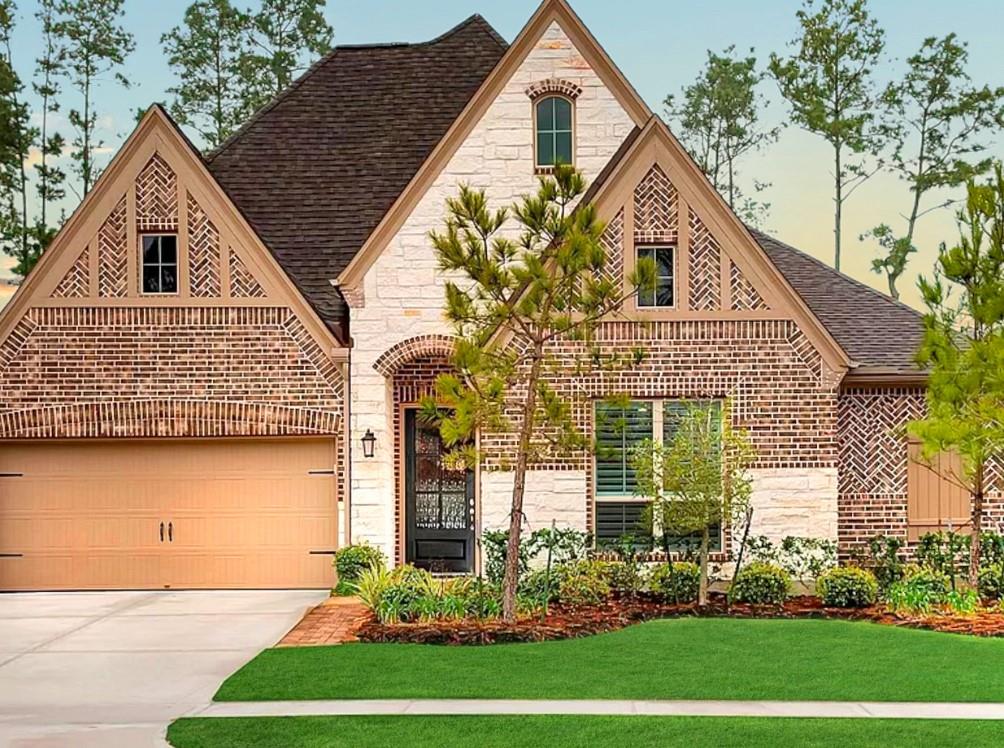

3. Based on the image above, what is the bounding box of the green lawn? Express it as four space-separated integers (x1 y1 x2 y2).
167 716 1004 747
216 618 1004 703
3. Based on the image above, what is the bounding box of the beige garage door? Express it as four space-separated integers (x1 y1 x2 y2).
0 439 338 591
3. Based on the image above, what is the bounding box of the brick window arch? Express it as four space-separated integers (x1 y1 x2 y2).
527 80 582 172
373 334 456 377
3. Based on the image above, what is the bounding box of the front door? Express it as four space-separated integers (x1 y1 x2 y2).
404 410 474 573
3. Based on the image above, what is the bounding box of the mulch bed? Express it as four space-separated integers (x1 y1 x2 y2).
356 593 1004 645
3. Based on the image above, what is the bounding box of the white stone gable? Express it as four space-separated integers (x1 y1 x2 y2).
348 20 636 555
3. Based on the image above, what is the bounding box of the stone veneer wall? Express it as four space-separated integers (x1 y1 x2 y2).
348 20 636 558
837 387 1004 555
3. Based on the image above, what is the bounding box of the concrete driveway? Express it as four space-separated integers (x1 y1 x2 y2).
0 590 327 747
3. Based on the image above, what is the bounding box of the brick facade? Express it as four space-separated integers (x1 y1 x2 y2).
837 387 1004 554
0 134 345 487
0 307 343 439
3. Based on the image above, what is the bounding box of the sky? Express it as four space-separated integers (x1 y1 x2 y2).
2 0 1003 311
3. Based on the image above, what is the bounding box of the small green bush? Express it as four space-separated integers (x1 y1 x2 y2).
648 562 700 603
816 567 878 608
945 587 980 615
886 567 951 615
333 543 386 595
729 562 790 605
554 560 612 606
979 532 1004 600
597 560 645 596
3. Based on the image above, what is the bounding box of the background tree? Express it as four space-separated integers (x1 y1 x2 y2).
56 0 134 196
423 166 654 621
162 0 253 149
909 164 1004 587
632 401 755 606
665 46 779 227
33 0 66 252
244 0 332 110
864 34 1004 299
770 0 886 271
0 1 39 277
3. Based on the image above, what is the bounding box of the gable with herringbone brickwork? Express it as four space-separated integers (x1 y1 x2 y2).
600 208 623 285
633 164 677 245
731 259 768 311
135 153 179 232
98 196 128 298
188 192 221 298
688 208 721 311
52 246 89 298
230 248 267 298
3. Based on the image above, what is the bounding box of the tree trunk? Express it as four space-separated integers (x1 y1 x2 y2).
970 465 985 588
888 273 899 300
698 525 710 607
501 345 544 621
834 145 842 272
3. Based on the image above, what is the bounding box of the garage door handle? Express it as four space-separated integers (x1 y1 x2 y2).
168 522 173 543
160 522 165 542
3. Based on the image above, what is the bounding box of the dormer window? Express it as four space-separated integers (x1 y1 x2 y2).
535 96 574 169
141 234 178 294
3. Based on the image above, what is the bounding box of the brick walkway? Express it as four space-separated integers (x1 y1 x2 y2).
278 596 371 646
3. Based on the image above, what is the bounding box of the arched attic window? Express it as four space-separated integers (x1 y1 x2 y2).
535 96 574 169
527 79 582 171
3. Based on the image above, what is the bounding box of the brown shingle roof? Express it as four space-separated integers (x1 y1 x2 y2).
205 15 508 339
751 229 924 372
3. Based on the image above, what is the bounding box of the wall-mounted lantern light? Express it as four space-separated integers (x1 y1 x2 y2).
361 429 376 459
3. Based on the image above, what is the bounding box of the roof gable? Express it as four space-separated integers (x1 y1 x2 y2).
0 106 341 354
335 0 654 293
205 14 507 336
582 118 850 372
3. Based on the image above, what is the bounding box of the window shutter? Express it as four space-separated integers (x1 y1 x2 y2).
907 440 972 541
595 501 652 546
595 401 653 496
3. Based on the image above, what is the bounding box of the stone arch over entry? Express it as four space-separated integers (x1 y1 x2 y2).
373 334 456 377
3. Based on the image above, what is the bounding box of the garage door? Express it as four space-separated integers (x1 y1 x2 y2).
0 439 338 591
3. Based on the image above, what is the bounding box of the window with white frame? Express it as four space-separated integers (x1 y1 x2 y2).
141 235 178 294
637 246 675 308
594 399 723 551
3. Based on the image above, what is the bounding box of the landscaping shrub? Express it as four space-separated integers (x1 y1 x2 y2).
978 532 1004 600
482 528 590 585
915 531 970 590
816 567 878 608
746 535 836 583
554 560 612 606
729 562 790 605
850 535 906 594
333 543 386 595
945 588 980 615
648 562 700 603
886 567 951 615
600 560 645 596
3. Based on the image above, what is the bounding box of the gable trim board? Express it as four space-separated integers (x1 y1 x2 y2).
336 0 652 294
0 105 343 357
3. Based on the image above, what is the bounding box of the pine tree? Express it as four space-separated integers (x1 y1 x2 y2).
244 0 332 109
422 166 655 620
909 164 1004 587
770 0 886 271
163 0 253 149
665 47 779 227
56 0 134 196
33 0 66 251
0 1 39 277
865 35 1004 299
